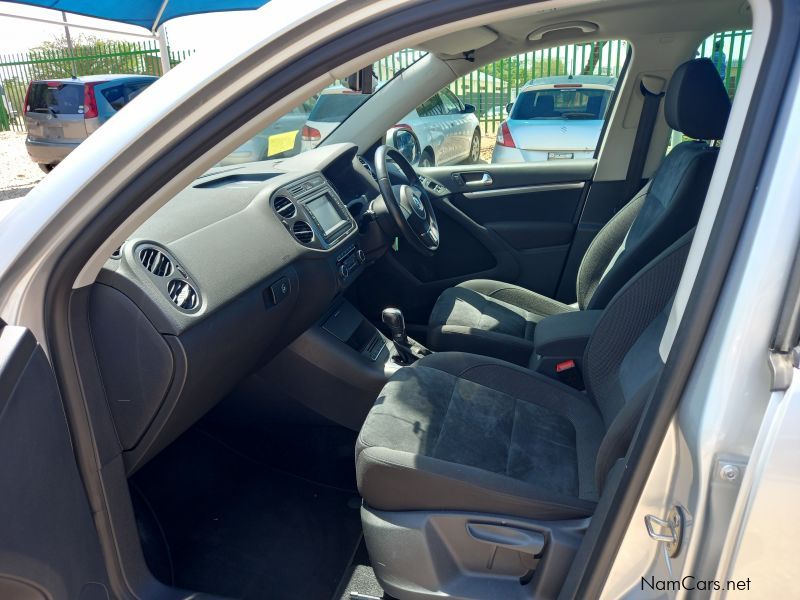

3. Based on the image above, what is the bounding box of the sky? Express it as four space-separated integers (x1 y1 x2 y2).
0 3 262 55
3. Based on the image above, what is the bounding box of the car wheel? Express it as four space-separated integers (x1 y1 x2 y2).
419 149 435 168
467 129 481 163
38 163 54 174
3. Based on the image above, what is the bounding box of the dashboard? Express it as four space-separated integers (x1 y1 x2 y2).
89 143 386 472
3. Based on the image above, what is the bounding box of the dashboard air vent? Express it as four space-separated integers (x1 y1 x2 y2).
139 247 173 276
273 195 296 219
292 221 314 244
167 279 199 311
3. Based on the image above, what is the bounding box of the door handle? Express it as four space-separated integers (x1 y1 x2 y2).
464 173 493 187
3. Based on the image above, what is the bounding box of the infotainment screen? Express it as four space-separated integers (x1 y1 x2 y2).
306 194 346 237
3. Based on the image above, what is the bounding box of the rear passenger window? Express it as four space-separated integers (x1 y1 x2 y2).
440 90 462 115
666 29 750 152
102 86 127 111
101 82 154 112
417 94 445 117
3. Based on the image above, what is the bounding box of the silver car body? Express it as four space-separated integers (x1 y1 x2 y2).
24 74 157 169
492 75 616 163
301 85 480 165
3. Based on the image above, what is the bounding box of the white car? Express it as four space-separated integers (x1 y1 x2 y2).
492 75 617 163
301 85 481 165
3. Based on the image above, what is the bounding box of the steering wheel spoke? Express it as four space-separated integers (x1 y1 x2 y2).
374 146 440 256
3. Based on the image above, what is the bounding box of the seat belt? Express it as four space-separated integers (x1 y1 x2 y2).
621 77 665 207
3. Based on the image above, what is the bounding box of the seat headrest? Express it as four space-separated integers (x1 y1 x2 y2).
664 58 731 140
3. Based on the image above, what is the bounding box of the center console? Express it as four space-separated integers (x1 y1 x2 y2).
255 300 425 430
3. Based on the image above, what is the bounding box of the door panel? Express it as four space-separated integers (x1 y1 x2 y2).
354 161 598 325
0 324 110 599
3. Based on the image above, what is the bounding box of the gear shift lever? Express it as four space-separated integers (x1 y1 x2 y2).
382 307 414 363
382 307 408 346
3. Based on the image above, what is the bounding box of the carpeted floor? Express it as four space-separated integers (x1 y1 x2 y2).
334 541 388 600
131 426 363 600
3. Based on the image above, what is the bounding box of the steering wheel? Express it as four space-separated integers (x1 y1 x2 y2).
374 145 440 256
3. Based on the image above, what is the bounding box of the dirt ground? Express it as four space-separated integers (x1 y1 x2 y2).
479 130 497 163
0 132 44 202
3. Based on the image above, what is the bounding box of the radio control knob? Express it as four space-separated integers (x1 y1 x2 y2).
339 264 349 279
356 249 366 263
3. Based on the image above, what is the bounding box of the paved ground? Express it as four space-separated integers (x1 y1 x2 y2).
0 132 44 202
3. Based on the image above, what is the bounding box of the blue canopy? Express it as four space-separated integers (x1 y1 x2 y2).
6 0 269 31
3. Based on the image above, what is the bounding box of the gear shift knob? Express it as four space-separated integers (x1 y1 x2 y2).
382 307 408 346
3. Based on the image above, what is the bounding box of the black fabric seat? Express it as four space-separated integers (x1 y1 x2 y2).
428 58 730 365
358 230 694 521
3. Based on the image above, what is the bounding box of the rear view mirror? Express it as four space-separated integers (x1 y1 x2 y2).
462 103 476 114
345 66 376 94
388 127 421 165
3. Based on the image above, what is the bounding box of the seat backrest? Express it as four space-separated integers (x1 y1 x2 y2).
585 94 602 118
581 229 693 490
533 94 555 117
575 58 731 311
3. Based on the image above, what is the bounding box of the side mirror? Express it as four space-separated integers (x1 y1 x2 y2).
506 102 514 115
388 127 421 165
462 103 476 114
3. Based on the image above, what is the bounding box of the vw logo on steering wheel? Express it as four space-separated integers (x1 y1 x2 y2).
411 192 426 219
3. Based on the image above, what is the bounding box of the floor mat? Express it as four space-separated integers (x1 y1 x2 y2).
131 427 363 600
335 541 388 600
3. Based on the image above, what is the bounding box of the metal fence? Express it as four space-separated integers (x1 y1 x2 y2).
1 31 749 134
0 40 193 132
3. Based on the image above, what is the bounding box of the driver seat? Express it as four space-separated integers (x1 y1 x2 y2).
427 58 730 365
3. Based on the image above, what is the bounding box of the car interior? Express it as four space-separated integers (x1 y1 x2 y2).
46 0 755 598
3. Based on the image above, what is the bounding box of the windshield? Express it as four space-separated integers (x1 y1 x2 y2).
215 49 426 169
510 88 611 121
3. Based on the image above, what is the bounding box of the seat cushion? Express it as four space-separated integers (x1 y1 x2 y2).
428 280 575 365
356 353 604 521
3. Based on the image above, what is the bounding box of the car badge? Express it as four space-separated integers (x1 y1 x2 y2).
411 194 426 218
560 126 568 133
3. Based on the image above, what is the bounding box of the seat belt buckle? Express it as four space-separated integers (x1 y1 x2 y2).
555 359 584 390
556 359 575 373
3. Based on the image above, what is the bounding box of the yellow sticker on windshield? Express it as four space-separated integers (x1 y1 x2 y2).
267 130 299 157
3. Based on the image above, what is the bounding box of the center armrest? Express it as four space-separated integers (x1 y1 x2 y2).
533 309 603 360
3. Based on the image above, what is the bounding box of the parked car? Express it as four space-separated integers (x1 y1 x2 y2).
218 97 317 165
492 74 617 163
23 74 157 172
301 85 481 165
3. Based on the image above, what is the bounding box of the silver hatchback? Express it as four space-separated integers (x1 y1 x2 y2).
24 74 156 172
492 75 616 163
